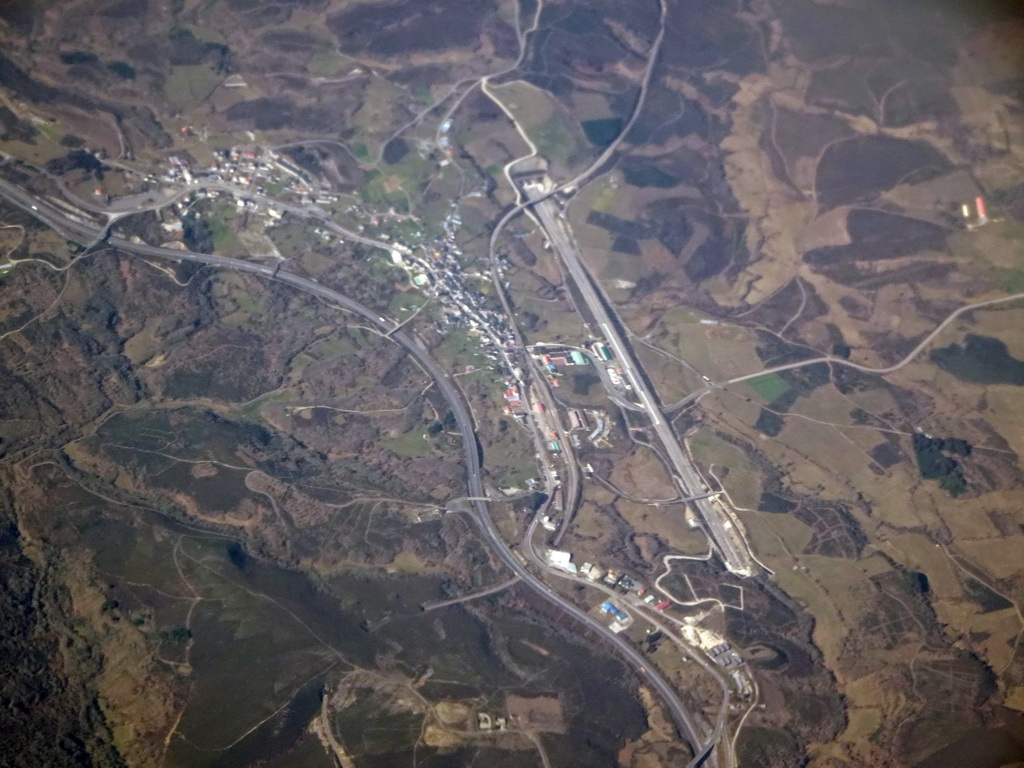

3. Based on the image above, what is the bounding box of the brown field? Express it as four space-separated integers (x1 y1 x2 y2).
505 694 565 733
615 497 710 557
688 429 762 509
608 443 677 501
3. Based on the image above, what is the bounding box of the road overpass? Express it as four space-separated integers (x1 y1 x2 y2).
0 176 713 762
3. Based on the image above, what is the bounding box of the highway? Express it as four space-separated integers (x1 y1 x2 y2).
520 175 755 578
0 176 709 760
522 516 724 768
0 152 408 259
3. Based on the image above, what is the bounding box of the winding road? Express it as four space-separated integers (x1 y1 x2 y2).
0 176 709 760
662 292 1024 414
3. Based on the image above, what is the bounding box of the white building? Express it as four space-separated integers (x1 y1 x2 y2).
546 549 577 574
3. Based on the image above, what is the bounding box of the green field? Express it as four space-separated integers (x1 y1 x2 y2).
164 65 222 111
380 429 432 458
746 373 789 402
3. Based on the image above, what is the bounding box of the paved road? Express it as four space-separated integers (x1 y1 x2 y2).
658 286 1024 415
560 0 668 195
482 211 584 547
0 177 707 757
521 176 754 578
522 516 721 768
0 156 406 258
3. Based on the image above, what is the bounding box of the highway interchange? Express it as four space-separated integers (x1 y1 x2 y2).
4 0 1021 762
6 151 1022 768
520 172 756 580
0 174 719 766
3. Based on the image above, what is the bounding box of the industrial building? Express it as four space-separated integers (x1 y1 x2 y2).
599 601 630 623
568 409 589 431
546 549 577 574
599 601 632 633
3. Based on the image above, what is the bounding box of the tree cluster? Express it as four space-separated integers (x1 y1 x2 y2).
912 433 971 497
